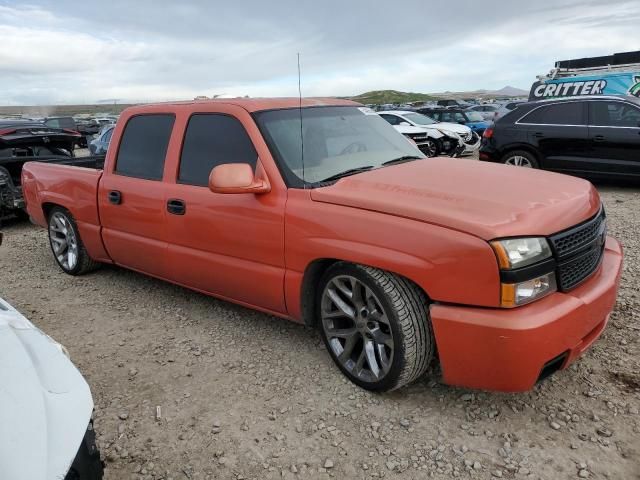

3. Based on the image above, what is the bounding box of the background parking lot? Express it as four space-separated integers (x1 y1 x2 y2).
1 181 638 480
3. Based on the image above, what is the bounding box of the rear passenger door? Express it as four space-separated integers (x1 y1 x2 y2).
587 100 640 176
516 101 589 172
98 114 175 278
164 111 287 313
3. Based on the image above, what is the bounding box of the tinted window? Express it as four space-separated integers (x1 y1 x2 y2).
103 127 113 143
115 114 174 180
45 119 59 128
178 114 257 186
589 101 640 127
379 114 400 125
58 118 76 129
520 102 585 125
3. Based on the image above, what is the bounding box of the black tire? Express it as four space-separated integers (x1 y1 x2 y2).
423 139 439 157
65 421 104 480
317 262 434 392
47 206 100 275
501 149 540 168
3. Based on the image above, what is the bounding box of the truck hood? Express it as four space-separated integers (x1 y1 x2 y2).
0 298 93 480
310 158 600 240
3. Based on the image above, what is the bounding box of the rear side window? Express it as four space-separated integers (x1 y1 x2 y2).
520 102 585 125
379 114 400 125
115 114 175 180
178 114 257 187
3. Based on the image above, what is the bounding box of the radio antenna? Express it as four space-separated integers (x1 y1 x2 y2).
297 52 305 188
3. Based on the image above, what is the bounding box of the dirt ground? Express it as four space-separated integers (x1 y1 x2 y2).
0 183 638 480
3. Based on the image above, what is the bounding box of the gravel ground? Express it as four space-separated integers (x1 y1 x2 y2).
0 183 639 480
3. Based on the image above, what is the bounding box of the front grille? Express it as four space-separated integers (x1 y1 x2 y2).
549 208 606 291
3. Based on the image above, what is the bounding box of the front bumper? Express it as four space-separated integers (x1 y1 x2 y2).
430 237 622 392
460 133 481 156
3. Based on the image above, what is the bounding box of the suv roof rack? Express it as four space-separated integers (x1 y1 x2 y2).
538 50 640 80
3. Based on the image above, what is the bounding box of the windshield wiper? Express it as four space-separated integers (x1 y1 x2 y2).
382 155 423 166
317 166 375 183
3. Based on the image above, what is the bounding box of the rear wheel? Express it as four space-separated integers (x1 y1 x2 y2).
318 263 434 392
48 207 100 275
501 150 539 168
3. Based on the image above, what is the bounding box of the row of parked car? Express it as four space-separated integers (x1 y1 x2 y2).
377 94 640 180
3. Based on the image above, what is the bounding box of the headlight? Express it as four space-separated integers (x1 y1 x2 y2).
500 272 557 307
491 237 556 307
491 237 552 269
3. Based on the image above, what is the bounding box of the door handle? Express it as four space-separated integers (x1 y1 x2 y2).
108 190 121 205
533 132 544 138
593 135 605 142
167 198 186 215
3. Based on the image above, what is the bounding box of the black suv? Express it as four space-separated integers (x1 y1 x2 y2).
479 95 640 178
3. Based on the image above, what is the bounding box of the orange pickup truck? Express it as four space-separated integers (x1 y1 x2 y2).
21 98 622 392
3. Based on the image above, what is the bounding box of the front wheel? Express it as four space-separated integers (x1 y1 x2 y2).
48 207 100 275
317 263 434 392
423 139 439 157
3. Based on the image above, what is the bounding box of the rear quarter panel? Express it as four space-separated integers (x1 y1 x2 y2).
21 162 111 262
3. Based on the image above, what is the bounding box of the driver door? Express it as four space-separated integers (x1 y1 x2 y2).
587 100 640 176
163 109 287 313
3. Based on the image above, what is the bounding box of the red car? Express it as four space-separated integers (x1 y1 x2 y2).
21 98 622 392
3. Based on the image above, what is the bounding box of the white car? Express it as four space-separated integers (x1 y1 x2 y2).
0 292 103 479
378 110 480 156
466 104 500 120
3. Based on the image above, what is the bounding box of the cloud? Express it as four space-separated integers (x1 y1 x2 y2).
0 0 638 105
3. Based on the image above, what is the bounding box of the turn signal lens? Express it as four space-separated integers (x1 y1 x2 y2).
501 273 557 307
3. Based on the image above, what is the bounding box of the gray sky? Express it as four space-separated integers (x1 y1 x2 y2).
1 0 638 105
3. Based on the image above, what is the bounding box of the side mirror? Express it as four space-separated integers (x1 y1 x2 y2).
209 163 270 194
399 121 411 126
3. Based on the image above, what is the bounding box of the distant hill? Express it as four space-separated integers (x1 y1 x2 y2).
348 90 436 105
0 104 136 117
492 86 529 97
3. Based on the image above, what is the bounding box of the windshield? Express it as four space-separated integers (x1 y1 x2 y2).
403 112 438 126
464 112 484 122
254 106 425 186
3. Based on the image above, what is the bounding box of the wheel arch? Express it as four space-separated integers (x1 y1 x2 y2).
299 257 432 328
500 144 543 166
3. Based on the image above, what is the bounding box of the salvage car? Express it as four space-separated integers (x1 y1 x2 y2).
480 95 640 177
0 120 104 220
22 98 622 393
379 110 474 156
0 290 103 479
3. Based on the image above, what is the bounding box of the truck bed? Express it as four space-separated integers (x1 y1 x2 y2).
0 155 104 220
21 161 104 229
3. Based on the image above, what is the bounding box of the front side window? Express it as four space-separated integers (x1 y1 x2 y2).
115 114 175 180
520 102 586 125
103 127 113 143
178 114 257 187
589 101 640 127
254 106 424 187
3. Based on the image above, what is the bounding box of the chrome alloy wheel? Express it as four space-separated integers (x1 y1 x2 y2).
49 212 79 271
424 140 438 157
321 275 394 382
504 155 533 167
